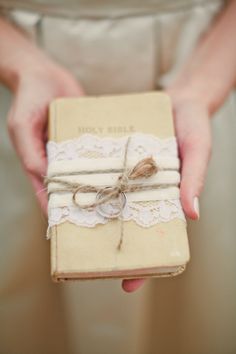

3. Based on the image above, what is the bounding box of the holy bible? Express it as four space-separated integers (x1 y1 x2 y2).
45 91 190 281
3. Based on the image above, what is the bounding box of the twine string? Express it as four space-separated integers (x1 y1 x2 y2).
44 136 174 250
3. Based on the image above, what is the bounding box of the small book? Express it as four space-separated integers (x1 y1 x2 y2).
45 91 190 282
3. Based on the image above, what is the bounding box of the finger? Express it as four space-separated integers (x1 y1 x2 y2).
175 106 212 219
180 137 211 219
122 278 146 292
30 173 48 215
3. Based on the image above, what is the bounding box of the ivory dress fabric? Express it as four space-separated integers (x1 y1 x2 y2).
1 1 236 354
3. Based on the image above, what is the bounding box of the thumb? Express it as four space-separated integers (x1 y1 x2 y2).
174 103 212 220
7 102 48 212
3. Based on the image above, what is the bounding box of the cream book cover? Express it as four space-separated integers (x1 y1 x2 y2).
46 91 190 282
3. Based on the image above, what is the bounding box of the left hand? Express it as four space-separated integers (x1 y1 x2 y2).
7 60 85 213
121 89 212 292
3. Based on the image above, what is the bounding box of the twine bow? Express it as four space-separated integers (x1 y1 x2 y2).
45 136 160 250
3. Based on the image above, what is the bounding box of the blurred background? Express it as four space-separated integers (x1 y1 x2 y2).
1 1 236 353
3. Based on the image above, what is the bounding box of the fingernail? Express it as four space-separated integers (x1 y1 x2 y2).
193 196 200 220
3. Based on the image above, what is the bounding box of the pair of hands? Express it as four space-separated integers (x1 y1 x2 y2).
4 0 236 293
7 57 211 293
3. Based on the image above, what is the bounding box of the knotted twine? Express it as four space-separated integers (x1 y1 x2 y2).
45 136 176 250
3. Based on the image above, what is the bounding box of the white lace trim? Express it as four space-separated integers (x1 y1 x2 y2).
47 133 179 162
46 133 185 237
48 200 185 229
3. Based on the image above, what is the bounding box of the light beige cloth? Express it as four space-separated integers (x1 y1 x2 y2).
1 1 236 354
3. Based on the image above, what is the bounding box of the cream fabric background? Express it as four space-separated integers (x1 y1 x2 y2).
1 1 236 353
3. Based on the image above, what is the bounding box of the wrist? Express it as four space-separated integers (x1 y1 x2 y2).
0 17 55 92
165 81 210 114
1 48 55 93
165 73 233 116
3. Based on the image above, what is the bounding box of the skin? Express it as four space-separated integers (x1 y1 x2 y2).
0 0 236 293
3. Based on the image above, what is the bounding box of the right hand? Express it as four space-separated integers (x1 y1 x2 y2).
7 59 85 214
